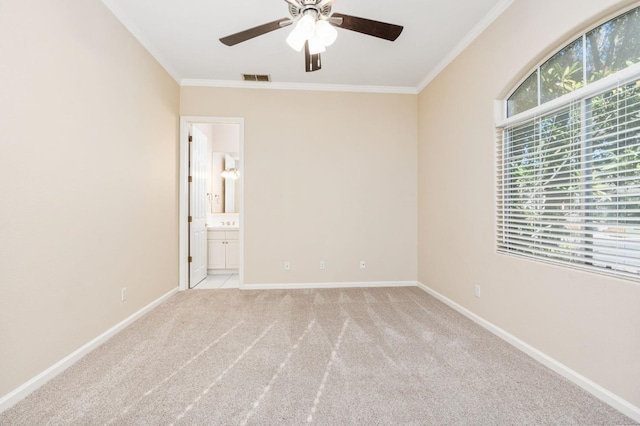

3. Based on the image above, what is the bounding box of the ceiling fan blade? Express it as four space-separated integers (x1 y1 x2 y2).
220 18 291 46
304 41 322 72
331 13 403 41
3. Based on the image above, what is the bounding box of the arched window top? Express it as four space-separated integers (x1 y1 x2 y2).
507 6 640 117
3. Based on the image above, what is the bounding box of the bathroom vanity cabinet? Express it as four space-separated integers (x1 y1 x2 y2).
207 229 239 270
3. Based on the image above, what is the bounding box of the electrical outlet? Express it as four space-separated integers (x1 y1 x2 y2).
320 261 326 270
360 260 366 270
474 284 481 298
121 287 127 301
284 261 291 271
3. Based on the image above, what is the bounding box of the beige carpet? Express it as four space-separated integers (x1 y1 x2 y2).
0 287 636 425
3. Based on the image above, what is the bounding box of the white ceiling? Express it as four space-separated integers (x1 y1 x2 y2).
101 0 513 93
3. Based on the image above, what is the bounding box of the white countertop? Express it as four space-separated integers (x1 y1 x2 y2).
207 226 239 231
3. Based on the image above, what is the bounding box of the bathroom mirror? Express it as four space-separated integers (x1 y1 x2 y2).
210 152 239 213
196 122 241 215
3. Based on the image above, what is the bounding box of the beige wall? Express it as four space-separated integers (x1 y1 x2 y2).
212 123 241 153
194 123 240 153
0 0 180 398
182 87 418 284
5 0 636 413
418 0 640 408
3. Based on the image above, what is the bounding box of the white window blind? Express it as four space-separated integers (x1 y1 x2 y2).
497 77 640 280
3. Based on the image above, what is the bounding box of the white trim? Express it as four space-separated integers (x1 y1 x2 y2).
241 281 418 290
207 269 240 275
416 282 640 423
0 287 179 414
180 79 418 95
100 0 181 83
416 0 515 93
179 117 245 291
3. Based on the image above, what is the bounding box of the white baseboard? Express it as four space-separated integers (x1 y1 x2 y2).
241 281 418 290
207 269 239 275
416 282 640 423
0 287 179 414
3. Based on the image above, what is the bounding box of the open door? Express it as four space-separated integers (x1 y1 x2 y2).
189 126 208 288
179 116 244 291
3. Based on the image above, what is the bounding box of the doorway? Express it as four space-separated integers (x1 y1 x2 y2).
179 116 245 291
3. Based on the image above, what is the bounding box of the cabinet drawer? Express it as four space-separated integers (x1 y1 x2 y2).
225 230 239 240
207 230 226 240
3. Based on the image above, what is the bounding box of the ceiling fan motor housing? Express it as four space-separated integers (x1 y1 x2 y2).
288 2 332 20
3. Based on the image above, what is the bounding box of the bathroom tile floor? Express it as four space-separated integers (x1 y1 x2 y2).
192 274 239 290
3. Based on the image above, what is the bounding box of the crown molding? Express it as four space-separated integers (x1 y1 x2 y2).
416 0 516 93
180 79 418 95
100 0 182 83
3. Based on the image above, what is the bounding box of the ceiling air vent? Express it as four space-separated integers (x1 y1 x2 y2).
242 74 271 82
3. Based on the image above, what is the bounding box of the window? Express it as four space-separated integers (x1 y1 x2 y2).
497 6 640 281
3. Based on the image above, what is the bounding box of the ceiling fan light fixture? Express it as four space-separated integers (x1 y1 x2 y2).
286 13 316 52
286 27 306 52
308 36 326 55
314 19 337 46
297 14 316 39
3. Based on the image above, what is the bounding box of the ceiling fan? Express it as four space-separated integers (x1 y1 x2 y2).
219 0 403 72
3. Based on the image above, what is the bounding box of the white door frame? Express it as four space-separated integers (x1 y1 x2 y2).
179 116 245 291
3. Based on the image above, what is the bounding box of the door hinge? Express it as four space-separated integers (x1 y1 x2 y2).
188 176 193 183
188 256 193 263
189 136 193 142
188 216 193 222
